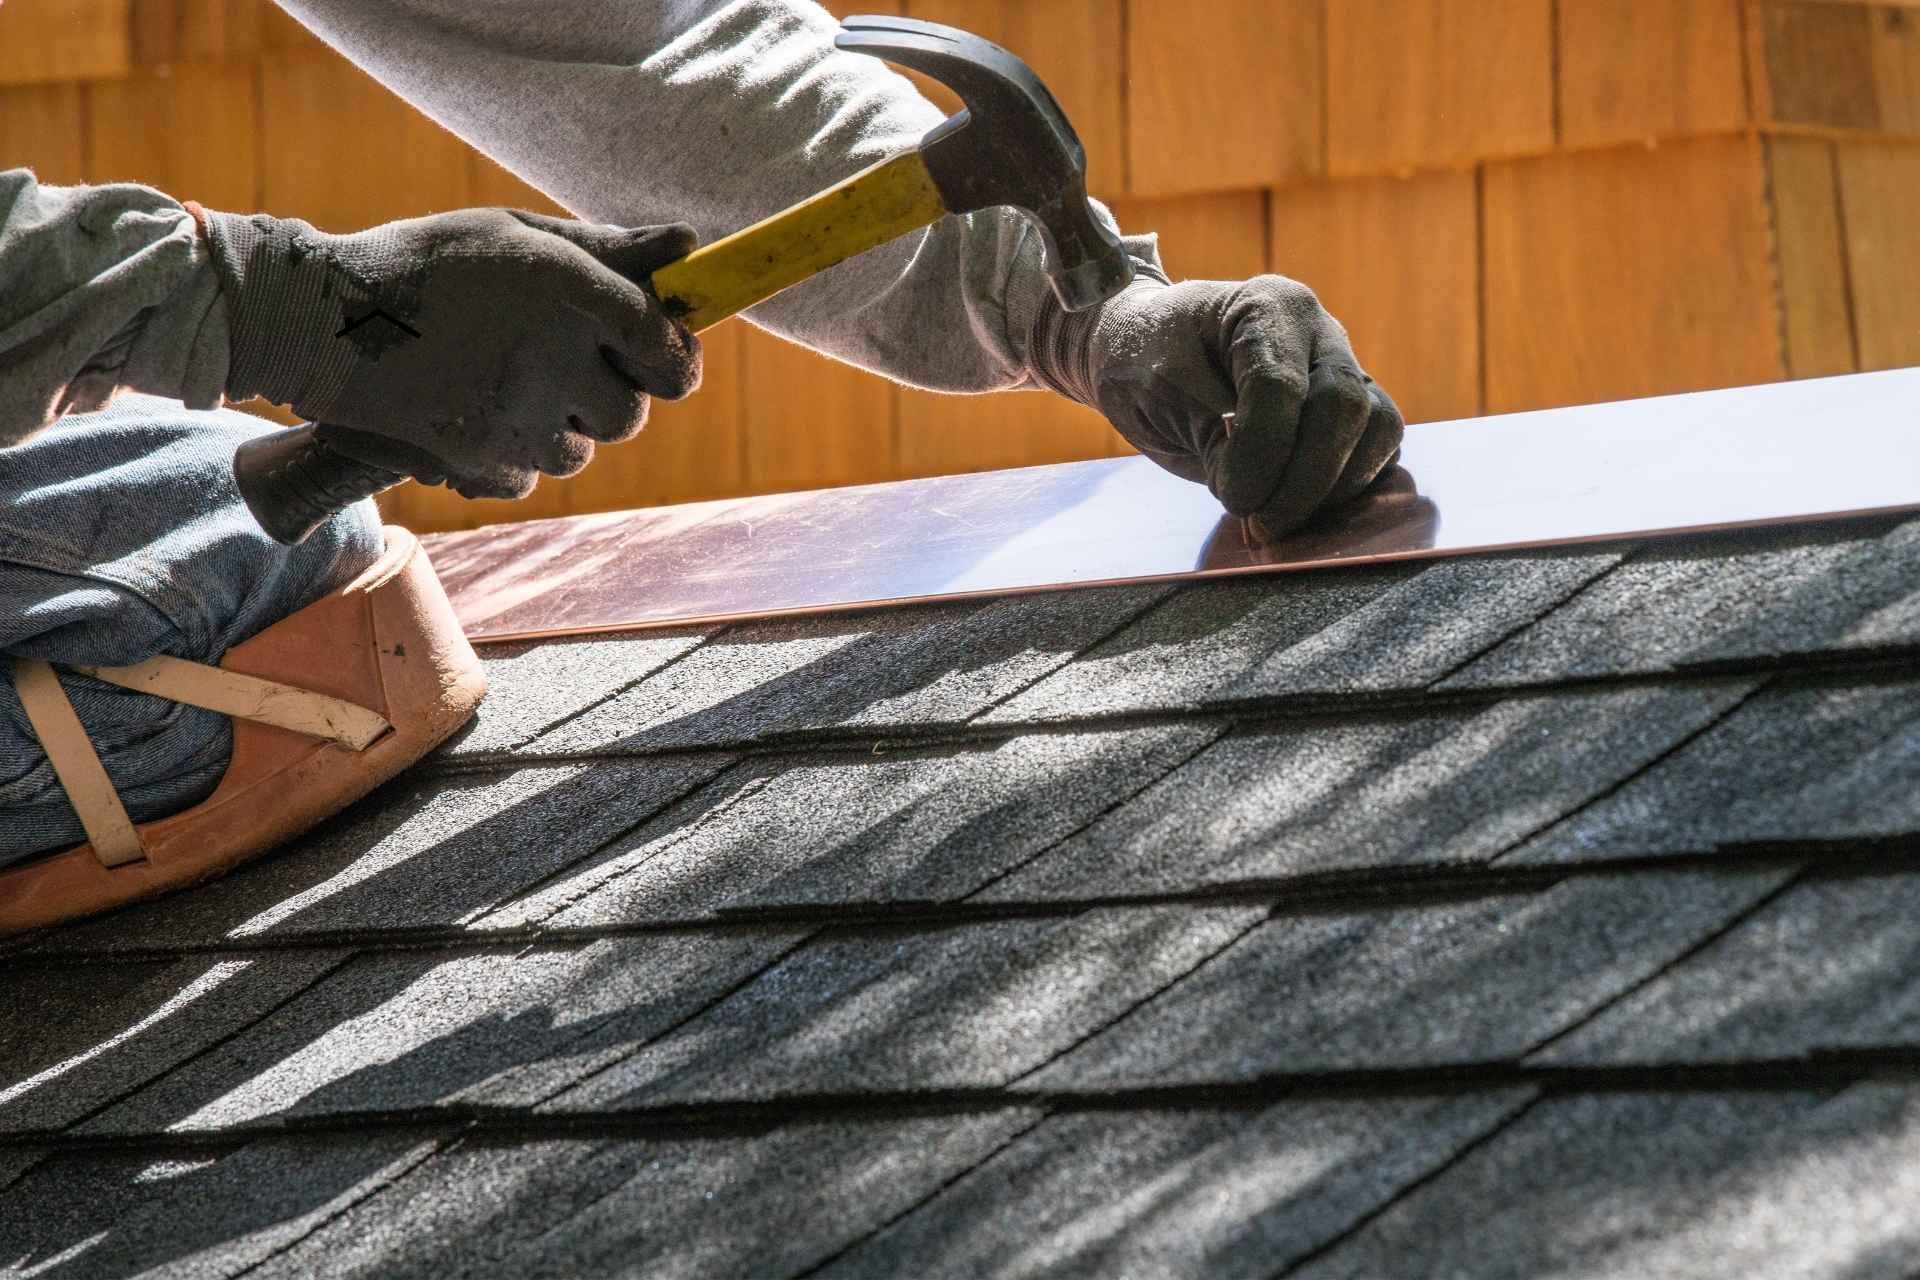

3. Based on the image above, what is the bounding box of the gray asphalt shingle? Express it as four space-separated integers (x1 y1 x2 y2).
983 682 1750 899
0 953 346 1132
1227 549 1625 697
980 573 1416 723
817 1092 1535 1280
521 604 977 756
1507 677 1920 864
248 1114 1044 1280
1534 873 1920 1066
0 1147 45 1194
1290 1085 1920 1280
1443 514 1920 688
552 907 1263 1107
437 626 711 759
485 724 1219 927
982 550 1620 722
83 932 806 1132
520 584 1168 756
1031 870 1788 1088
0 1133 446 1280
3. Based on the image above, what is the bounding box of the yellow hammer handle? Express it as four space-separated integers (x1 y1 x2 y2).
232 151 949 544
651 149 950 333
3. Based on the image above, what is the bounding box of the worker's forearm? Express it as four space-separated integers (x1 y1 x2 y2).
0 171 229 446
271 0 1154 394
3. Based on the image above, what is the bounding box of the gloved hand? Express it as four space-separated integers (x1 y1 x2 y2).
199 207 701 499
1029 272 1404 537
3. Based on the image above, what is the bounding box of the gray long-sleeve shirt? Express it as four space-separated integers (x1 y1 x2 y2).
0 175 230 445
2 0 1154 448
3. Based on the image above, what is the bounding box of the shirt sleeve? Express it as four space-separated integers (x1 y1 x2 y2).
269 0 1158 395
0 170 231 447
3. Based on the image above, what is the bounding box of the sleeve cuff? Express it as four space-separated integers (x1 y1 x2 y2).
201 210 359 416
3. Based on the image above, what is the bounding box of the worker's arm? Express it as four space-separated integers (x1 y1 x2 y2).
0 170 229 447
276 0 1404 533
0 169 699 497
271 0 1110 395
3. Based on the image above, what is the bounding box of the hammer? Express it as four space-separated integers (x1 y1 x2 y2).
234 15 1134 544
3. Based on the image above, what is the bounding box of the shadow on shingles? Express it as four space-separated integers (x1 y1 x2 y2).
0 603 1787 1159
0 951 346 1134
27 956 1920 1279
0 732 1128 1119
1477 515 1920 681
801 1094 1525 1279
493 747 959 921
1828 1236 1920 1280
777 971 1920 1275
1059 581 1273 673
7 525 1920 1273
11 925 768 1139
41 774 505 945
0 1136 435 1280
76 953 444 1128
1001 679 1744 899
12 869 1920 1274
8 1084 1916 1278
1672 517 1920 667
1526 874 1920 1069
1266 1087 1920 1278
497 729 1174 925
25 751 724 954
3 1110 1205 1279
570 603 1052 755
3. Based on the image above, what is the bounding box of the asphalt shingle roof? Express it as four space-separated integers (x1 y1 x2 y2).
4 511 1920 1277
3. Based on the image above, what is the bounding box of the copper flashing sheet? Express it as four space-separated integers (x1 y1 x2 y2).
426 368 1920 644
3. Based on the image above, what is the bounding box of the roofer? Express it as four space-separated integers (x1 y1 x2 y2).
0 0 1402 907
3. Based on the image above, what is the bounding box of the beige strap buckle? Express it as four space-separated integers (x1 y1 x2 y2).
12 656 392 869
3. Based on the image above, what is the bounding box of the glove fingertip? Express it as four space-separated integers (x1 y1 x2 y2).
1209 379 1299 517
640 222 700 258
601 340 702 401
603 223 700 284
507 212 698 283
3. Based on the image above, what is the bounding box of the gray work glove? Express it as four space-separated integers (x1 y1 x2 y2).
1030 272 1405 537
200 207 700 499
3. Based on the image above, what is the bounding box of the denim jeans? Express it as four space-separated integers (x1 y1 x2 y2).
0 396 383 866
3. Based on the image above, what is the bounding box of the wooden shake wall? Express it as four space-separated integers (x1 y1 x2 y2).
2 0 1917 534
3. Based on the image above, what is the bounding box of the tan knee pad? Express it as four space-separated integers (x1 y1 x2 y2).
0 527 486 935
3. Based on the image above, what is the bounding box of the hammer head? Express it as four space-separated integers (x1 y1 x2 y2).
836 15 1133 312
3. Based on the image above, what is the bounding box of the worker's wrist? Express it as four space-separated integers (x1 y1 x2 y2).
200 210 362 418
1026 285 1103 406
1027 265 1171 408
1022 209 1168 404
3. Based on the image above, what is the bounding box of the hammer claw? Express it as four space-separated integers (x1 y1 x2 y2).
835 14 1133 312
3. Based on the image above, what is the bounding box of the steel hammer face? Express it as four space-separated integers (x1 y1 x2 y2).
835 15 1134 312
